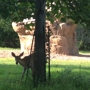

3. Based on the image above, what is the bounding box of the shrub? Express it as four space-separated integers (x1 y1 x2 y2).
76 24 90 50
0 17 20 48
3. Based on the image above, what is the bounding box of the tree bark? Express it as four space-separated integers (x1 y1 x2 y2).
33 0 46 86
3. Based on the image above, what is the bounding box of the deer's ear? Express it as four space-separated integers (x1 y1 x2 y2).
11 52 16 57
19 52 24 57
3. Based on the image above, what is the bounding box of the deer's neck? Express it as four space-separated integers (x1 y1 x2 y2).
18 59 26 68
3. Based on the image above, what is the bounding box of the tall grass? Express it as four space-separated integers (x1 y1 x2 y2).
0 58 90 90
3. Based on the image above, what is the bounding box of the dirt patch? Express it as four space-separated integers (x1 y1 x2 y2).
0 50 20 58
0 50 90 60
50 54 90 60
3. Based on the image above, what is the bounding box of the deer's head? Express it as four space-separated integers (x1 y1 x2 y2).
11 52 24 64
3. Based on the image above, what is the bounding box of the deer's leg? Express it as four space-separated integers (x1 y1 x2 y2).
21 68 26 81
25 69 29 83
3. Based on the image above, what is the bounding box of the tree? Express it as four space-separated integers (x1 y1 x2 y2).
33 0 46 86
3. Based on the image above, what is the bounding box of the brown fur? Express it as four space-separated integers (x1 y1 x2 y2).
11 52 34 81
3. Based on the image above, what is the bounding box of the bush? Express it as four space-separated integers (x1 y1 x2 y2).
0 17 20 48
76 24 90 50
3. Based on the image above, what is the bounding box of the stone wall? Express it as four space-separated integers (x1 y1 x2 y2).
19 35 34 54
50 35 69 54
51 21 79 55
12 22 34 55
12 20 79 55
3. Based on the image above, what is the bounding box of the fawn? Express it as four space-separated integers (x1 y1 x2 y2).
11 52 34 81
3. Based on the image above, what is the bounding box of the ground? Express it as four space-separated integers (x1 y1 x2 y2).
0 50 20 58
0 50 90 60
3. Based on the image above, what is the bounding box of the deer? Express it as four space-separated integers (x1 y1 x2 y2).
11 52 34 81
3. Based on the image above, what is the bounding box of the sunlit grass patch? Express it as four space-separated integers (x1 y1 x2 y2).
79 50 90 55
0 47 20 50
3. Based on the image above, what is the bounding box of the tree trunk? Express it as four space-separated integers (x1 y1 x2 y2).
33 0 46 86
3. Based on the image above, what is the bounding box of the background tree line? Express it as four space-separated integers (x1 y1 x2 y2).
0 0 90 50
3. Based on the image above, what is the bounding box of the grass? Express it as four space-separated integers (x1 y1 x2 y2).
79 50 90 55
0 57 90 90
0 47 20 50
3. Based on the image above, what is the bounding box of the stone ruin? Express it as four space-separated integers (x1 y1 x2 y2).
50 20 78 55
12 19 79 56
12 22 35 55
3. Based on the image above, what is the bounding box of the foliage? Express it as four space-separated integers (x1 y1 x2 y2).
0 16 19 48
0 0 35 21
0 0 90 23
46 0 90 24
76 24 90 50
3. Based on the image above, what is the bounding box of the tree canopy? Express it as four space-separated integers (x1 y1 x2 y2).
0 0 90 24
0 0 35 21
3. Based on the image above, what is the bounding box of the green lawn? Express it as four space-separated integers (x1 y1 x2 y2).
79 50 90 55
0 57 90 90
0 47 20 50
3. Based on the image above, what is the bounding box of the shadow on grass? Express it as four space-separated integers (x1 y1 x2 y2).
0 61 90 79
0 60 90 90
